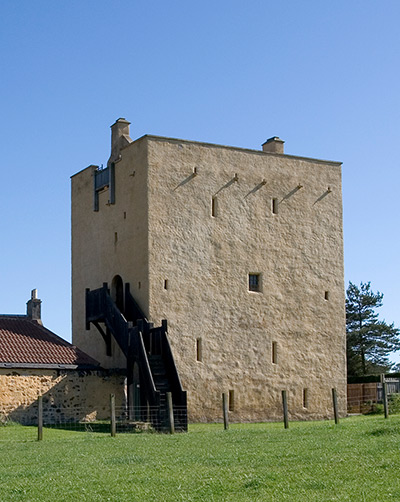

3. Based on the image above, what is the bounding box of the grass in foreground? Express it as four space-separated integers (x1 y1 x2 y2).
0 415 400 501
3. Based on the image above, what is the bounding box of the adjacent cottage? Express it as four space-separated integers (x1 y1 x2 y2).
0 290 125 424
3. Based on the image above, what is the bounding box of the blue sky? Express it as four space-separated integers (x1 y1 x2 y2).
1 1 399 361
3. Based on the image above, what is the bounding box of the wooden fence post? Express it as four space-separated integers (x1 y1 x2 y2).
282 390 289 429
167 392 175 434
37 395 43 441
332 388 339 424
222 393 229 430
382 379 389 419
110 393 116 437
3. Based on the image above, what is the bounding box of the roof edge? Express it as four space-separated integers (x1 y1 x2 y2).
136 134 343 166
0 362 101 370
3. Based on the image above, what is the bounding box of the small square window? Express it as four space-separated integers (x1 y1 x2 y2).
248 273 261 292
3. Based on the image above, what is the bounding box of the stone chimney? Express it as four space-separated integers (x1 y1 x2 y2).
27 289 42 324
262 137 285 154
107 118 133 166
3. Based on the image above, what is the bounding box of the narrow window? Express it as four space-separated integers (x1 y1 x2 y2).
123 211 127 219
114 232 118 243
324 291 329 301
303 388 308 408
228 390 235 411
248 273 261 292
138 281 141 290
211 197 217 217
272 198 279 214
164 279 168 290
196 338 202 362
272 341 278 364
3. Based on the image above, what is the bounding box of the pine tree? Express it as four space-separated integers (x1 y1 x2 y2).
346 281 400 376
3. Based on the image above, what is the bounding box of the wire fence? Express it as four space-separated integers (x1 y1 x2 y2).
347 381 400 415
0 397 188 441
3 386 400 442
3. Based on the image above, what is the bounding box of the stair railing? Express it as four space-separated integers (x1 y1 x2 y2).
159 320 187 407
86 285 160 407
128 324 160 407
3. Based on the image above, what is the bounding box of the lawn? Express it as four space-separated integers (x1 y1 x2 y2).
0 415 399 501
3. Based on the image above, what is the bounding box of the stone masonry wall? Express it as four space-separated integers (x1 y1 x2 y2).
71 139 149 369
0 368 126 425
71 133 347 423
146 137 347 422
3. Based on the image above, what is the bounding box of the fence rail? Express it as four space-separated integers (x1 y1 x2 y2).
347 379 400 414
0 399 188 438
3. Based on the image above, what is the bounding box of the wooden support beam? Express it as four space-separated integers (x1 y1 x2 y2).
222 393 229 430
332 388 339 425
37 396 43 441
282 390 289 429
110 394 116 437
167 392 175 434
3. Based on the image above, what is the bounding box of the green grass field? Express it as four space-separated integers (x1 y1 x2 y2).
0 415 399 501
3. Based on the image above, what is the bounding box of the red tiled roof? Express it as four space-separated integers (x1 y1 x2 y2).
0 316 100 368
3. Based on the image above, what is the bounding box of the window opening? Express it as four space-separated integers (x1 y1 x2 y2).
228 390 235 411
272 198 279 214
196 338 202 362
303 388 309 408
111 275 124 313
324 291 329 301
164 279 168 290
212 197 217 217
272 341 278 364
249 273 261 292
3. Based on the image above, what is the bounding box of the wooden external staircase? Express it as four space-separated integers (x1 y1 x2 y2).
85 283 187 431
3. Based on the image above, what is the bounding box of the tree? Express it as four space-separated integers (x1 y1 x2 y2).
346 281 400 377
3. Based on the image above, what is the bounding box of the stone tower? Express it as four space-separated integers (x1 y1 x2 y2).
71 118 346 422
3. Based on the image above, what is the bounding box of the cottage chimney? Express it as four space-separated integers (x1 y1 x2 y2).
108 118 133 166
262 137 285 154
27 289 42 324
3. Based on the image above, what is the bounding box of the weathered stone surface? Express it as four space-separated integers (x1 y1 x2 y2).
0 369 125 424
72 131 346 422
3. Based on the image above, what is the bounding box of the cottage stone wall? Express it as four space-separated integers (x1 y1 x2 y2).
72 133 347 422
0 368 126 424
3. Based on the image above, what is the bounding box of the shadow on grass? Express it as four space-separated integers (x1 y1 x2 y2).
369 427 400 436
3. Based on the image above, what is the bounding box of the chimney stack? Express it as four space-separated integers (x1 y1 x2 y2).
108 118 133 166
262 137 285 154
27 289 42 324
